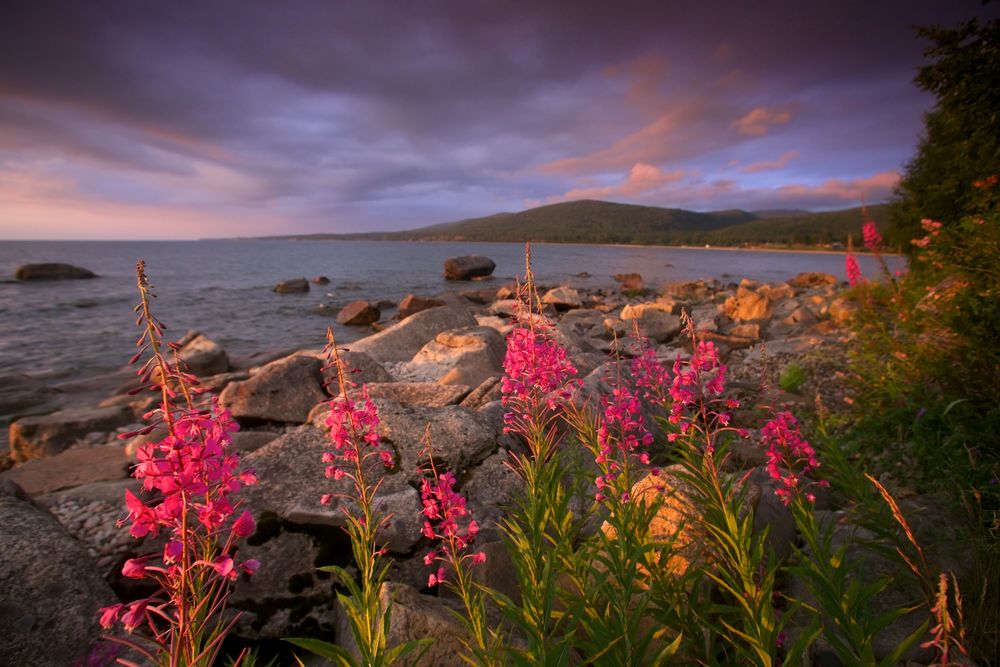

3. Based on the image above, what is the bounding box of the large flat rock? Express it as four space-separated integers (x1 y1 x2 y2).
1 443 130 495
9 405 133 462
348 306 477 364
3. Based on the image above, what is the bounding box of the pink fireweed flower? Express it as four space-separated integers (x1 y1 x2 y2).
594 383 655 500
862 220 883 252
501 323 578 440
761 411 828 506
845 253 863 286
420 465 484 587
322 382 396 503
631 345 671 402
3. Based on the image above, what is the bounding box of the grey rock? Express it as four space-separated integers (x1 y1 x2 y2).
349 306 477 364
404 326 505 388
542 286 583 310
0 374 58 418
396 294 446 320
220 354 326 423
0 487 116 666
178 332 230 376
1 443 129 495
9 405 132 462
321 350 394 396
363 382 471 408
443 255 496 281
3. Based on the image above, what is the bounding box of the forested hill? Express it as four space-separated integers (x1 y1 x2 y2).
267 199 892 247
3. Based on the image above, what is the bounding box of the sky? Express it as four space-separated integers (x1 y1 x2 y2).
1 1 997 240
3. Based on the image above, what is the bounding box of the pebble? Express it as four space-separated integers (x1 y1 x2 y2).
46 497 131 574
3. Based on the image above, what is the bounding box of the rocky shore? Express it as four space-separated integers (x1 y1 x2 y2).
0 261 969 666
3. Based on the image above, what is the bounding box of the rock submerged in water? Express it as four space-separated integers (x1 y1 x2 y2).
273 277 309 294
14 263 96 281
443 255 496 281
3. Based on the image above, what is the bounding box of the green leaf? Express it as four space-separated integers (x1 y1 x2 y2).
283 638 355 667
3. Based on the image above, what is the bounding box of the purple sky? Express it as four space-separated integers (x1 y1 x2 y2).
1 1 997 240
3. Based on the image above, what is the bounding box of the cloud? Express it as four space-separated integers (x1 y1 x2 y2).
731 106 792 136
546 162 686 202
741 150 800 173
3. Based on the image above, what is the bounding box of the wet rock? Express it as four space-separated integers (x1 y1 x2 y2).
14 263 96 280
311 275 330 285
396 294 446 320
349 306 477 364
178 332 230 376
321 350 394 395
0 480 116 666
443 255 496 281
273 277 309 293
220 354 326 423
787 272 838 289
723 286 773 322
1 443 129 495
9 405 132 462
542 286 582 310
363 382 470 408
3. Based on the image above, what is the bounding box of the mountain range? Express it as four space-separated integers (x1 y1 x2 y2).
266 199 892 248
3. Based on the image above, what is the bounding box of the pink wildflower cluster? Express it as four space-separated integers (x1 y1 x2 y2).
667 341 737 446
100 399 259 634
844 253 863 286
595 384 654 502
321 384 393 503
862 219 883 252
630 344 671 402
501 324 577 435
420 467 486 587
760 411 828 506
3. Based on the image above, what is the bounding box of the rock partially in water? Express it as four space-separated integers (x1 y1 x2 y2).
443 255 496 281
396 294 445 320
14 263 96 280
349 306 477 364
273 277 309 294
336 300 380 326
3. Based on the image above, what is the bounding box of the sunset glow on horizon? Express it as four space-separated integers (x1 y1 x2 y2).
1 1 997 240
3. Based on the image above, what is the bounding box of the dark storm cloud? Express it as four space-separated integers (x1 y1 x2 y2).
0 0 996 238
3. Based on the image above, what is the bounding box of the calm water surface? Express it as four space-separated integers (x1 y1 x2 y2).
0 240 899 381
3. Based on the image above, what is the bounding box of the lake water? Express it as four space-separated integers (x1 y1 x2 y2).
0 240 899 381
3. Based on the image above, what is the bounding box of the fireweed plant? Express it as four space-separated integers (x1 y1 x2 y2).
496 245 581 665
286 328 427 666
418 448 501 666
100 261 259 667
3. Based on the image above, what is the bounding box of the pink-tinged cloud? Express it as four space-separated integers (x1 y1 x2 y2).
546 162 686 203
741 150 800 173
731 106 792 136
773 170 899 203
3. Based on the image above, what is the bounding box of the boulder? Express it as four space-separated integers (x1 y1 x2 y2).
9 405 133 462
311 275 330 285
220 354 326 423
614 272 644 290
336 300 380 326
335 583 468 666
273 278 309 294
622 308 683 344
828 297 858 325
542 286 582 310
362 382 471 408
723 287 773 322
758 283 796 301
241 425 422 553
14 263 96 280
349 306 477 364
663 279 715 301
461 451 524 541
0 480 116 666
396 294 446 320
730 323 762 341
787 272 837 289
404 326 505 388
0 374 57 417
443 255 496 281
178 333 230 376
1 443 129 495
321 350 394 396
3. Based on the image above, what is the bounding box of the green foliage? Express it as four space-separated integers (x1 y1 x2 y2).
778 362 807 394
892 18 1000 250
